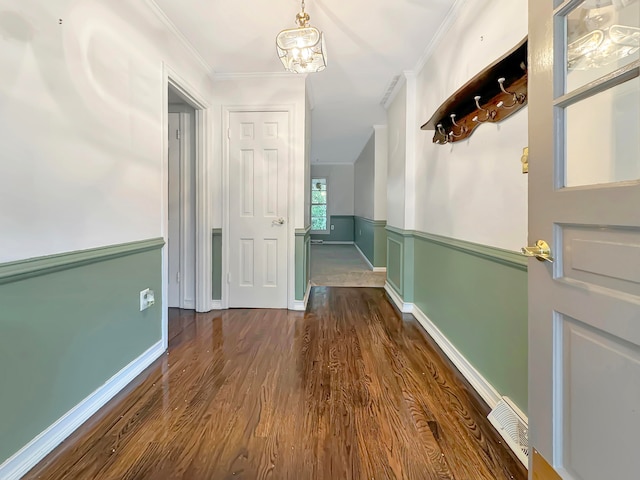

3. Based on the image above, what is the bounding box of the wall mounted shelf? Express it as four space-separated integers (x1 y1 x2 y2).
421 37 528 145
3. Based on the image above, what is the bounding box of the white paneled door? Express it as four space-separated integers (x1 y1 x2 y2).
529 1 640 478
228 111 289 308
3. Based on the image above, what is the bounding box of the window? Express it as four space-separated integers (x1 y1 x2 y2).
311 178 327 231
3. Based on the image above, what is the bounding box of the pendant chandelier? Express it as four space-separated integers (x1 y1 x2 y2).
276 0 327 74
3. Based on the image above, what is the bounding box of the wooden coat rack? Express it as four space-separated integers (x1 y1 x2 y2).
422 37 528 144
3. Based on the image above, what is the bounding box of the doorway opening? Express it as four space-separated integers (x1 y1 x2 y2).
162 71 212 348
167 85 196 311
308 171 386 288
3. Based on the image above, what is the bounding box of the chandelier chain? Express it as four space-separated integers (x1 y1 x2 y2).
296 0 310 27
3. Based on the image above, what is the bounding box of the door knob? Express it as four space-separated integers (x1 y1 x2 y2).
521 239 554 263
272 218 285 226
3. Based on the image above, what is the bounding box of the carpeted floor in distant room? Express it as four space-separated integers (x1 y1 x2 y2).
310 244 386 287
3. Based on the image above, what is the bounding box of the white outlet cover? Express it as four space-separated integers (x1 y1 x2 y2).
140 288 155 311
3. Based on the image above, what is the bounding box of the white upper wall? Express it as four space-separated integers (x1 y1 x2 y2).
414 0 528 251
354 134 375 220
310 164 354 216
373 125 388 221
386 83 407 229
0 0 214 263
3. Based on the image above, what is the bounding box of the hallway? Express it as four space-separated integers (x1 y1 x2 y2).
310 244 386 287
26 288 525 480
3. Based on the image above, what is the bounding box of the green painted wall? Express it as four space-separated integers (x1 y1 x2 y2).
212 229 222 301
354 217 387 268
385 227 528 414
386 228 414 303
295 228 311 301
0 240 163 464
311 215 354 243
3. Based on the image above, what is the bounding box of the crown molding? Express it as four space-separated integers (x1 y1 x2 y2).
413 0 470 74
145 0 214 77
213 71 308 80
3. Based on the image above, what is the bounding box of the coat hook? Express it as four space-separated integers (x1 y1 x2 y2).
497 77 526 109
450 113 467 131
448 114 466 139
473 95 495 122
436 123 449 144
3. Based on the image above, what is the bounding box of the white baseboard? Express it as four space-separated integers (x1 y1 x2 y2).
182 299 195 310
292 281 312 311
0 341 165 480
410 305 502 410
384 282 414 313
354 243 373 269
354 243 386 272
322 241 354 245
383 282 501 410
210 300 223 310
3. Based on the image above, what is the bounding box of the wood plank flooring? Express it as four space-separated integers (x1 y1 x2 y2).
26 287 526 480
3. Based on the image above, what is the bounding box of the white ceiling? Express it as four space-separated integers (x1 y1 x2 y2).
153 0 456 164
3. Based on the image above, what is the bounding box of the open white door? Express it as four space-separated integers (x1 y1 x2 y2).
228 111 289 308
528 1 640 478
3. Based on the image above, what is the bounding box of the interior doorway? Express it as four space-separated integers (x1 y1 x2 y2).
161 71 213 350
167 85 196 309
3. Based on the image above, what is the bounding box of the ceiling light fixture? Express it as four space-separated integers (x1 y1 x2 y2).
276 0 327 74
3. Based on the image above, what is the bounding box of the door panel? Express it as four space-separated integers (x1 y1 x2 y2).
264 239 278 286
239 239 255 287
560 225 640 295
228 111 289 308
264 150 279 217
240 150 255 216
557 314 640 480
529 1 640 478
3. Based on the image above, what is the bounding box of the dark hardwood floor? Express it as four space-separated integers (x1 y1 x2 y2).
26 287 526 480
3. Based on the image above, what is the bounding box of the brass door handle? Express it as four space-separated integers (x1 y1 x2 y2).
521 240 554 263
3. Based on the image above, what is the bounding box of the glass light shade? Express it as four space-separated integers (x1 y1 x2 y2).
276 26 327 73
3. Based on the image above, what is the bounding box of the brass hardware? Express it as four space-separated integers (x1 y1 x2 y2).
521 147 529 174
521 239 554 263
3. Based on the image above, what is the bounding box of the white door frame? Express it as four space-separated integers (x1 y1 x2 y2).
162 64 213 349
222 105 295 310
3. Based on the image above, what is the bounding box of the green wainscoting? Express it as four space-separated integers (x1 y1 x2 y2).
311 215 355 243
0 239 164 464
354 217 387 268
386 227 414 303
212 229 222 301
385 227 528 414
295 227 311 301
